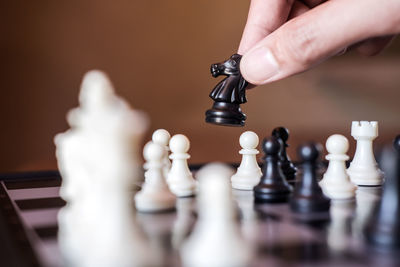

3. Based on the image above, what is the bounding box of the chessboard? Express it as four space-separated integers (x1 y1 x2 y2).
0 164 399 267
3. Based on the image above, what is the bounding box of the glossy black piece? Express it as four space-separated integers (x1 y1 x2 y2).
205 54 249 127
254 136 293 203
272 127 297 183
366 135 400 249
290 142 330 213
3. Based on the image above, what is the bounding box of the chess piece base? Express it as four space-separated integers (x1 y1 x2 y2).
169 182 197 198
231 172 261 191
254 184 292 203
135 192 176 212
320 180 356 200
347 166 384 186
205 102 246 127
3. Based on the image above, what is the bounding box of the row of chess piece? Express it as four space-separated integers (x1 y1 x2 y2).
228 122 399 250
138 122 400 251
233 121 382 203
141 121 381 207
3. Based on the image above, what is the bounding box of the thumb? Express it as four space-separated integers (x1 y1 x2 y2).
240 0 400 85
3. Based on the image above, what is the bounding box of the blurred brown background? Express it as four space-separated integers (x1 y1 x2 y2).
1 1 400 172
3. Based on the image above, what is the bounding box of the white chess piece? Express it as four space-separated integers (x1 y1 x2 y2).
152 129 171 178
181 163 250 267
231 131 262 190
167 134 197 197
320 134 356 199
55 70 151 267
135 141 176 212
347 121 384 186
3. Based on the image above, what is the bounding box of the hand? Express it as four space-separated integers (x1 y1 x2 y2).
238 0 400 85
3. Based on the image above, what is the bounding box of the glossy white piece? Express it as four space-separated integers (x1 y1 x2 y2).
152 129 171 178
135 141 176 212
320 134 356 199
55 70 151 267
167 134 197 197
347 121 384 186
181 163 250 267
231 131 262 190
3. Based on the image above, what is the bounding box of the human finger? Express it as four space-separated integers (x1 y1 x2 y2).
240 0 400 85
238 0 295 55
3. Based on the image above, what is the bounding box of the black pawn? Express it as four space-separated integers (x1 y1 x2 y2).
290 142 330 213
254 136 293 203
272 127 297 183
366 135 400 249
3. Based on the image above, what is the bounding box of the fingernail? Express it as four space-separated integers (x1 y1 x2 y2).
241 46 279 84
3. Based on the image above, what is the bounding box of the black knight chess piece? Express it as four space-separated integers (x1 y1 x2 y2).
366 135 400 249
290 142 330 213
254 136 293 203
272 127 297 184
205 54 249 126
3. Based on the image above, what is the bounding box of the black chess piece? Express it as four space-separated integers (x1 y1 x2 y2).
272 127 297 183
290 142 330 213
366 135 400 249
205 54 249 127
254 136 293 203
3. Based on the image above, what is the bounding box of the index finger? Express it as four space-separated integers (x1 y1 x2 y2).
238 0 295 54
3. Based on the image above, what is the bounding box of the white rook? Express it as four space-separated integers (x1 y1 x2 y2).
347 121 383 186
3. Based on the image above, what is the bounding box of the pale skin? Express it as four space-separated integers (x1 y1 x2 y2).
238 0 400 85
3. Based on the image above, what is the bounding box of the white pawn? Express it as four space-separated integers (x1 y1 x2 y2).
320 134 356 199
231 131 262 190
347 121 384 186
152 129 171 178
181 163 250 267
167 134 197 197
135 142 176 212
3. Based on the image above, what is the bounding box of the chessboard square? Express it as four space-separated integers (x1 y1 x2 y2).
19 208 60 228
7 187 60 200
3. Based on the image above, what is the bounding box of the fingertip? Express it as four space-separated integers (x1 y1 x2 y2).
240 46 280 85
